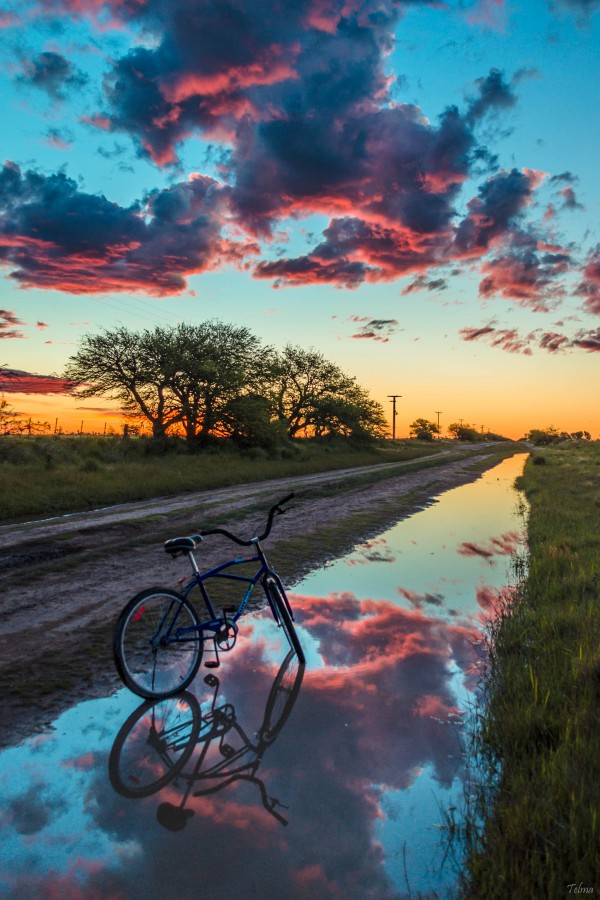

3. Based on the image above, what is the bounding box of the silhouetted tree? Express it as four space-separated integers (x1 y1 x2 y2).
64 326 182 439
64 322 262 445
409 418 439 440
262 345 386 439
149 322 263 444
448 422 480 442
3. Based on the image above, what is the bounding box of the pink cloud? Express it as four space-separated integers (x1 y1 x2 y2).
0 368 73 394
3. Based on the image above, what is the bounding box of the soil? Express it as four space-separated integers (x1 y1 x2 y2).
0 448 512 749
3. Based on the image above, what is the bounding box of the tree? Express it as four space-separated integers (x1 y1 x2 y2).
409 418 439 440
264 345 385 439
63 321 263 445
312 388 388 440
448 422 480 442
525 426 561 445
158 321 263 444
525 426 592 445
63 326 182 439
224 393 288 449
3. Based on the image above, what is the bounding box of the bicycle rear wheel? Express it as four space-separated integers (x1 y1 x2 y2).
265 579 305 664
114 588 203 699
109 693 200 798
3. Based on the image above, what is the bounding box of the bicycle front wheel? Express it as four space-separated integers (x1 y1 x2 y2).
260 649 305 744
109 693 200 798
114 588 203 699
265 579 305 664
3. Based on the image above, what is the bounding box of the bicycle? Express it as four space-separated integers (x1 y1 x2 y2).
113 493 305 699
109 649 305 828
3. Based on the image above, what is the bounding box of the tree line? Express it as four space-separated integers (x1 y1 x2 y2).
62 321 387 448
408 417 508 442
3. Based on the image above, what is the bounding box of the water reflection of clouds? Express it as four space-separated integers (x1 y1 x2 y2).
345 536 397 567
397 587 445 609
296 592 477 785
0 455 528 899
1 595 478 899
457 530 523 561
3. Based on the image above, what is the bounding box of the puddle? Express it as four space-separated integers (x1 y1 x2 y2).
0 454 527 898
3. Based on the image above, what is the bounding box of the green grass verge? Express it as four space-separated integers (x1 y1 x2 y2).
0 436 452 523
463 442 600 896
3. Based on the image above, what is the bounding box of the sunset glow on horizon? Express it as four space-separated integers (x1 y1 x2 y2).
1 0 598 439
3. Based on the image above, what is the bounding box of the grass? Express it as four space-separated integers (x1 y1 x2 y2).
462 441 600 896
0 434 446 523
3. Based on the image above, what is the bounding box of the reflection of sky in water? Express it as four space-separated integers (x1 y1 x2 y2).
0 454 527 899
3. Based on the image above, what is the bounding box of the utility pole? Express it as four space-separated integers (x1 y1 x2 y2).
434 411 443 437
387 394 402 440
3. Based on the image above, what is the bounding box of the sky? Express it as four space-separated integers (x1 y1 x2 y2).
0 0 598 438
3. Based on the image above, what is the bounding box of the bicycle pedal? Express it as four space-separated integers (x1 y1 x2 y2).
205 661 220 669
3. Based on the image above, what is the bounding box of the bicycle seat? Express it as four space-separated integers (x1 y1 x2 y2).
164 536 199 556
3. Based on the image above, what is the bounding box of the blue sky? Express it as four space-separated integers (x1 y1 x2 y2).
0 0 598 437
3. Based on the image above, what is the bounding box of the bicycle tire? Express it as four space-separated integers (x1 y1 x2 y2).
265 579 305 664
109 693 201 798
259 649 305 743
114 588 203 699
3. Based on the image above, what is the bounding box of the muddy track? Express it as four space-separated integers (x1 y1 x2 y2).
0 447 510 748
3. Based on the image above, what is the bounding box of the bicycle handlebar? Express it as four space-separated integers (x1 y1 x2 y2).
196 493 294 546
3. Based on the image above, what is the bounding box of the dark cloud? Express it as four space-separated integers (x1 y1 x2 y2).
18 51 88 100
572 328 600 351
79 0 484 266
94 0 411 171
459 323 535 354
573 245 600 314
0 308 26 339
401 274 448 294
459 322 599 354
559 186 584 210
465 68 517 124
549 171 578 184
0 162 256 295
46 127 75 150
255 207 455 288
477 231 571 309
350 317 400 342
460 324 497 342
538 331 571 352
454 168 541 256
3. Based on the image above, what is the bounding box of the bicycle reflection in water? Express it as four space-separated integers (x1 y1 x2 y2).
109 649 304 829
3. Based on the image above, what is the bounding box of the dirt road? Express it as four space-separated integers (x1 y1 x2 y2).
0 447 514 747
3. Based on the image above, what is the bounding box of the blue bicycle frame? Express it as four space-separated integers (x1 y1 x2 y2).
169 544 293 646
